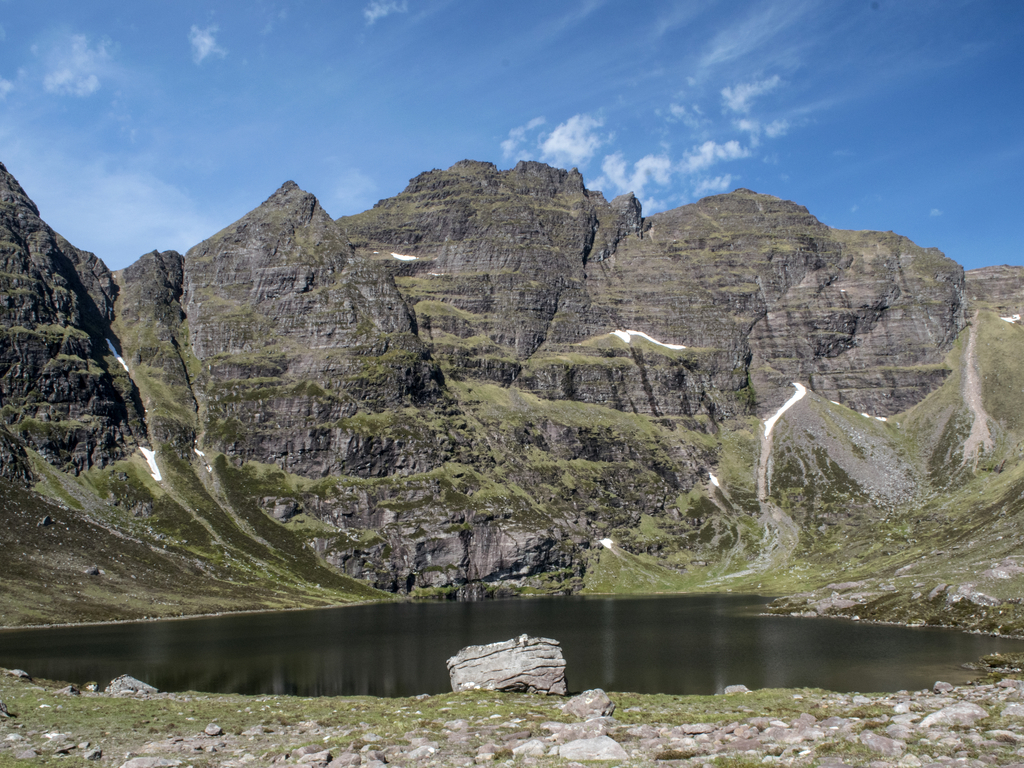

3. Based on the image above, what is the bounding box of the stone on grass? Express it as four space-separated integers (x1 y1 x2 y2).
105 675 157 695
7 669 31 680
57 685 79 696
15 749 38 760
562 689 615 720
203 723 223 736
119 759 182 768
297 749 332 764
933 681 954 693
556 735 629 761
0 699 10 717
447 634 567 695
512 739 548 757
1004 703 1024 717
723 684 750 694
918 701 988 728
860 731 904 756
83 748 102 761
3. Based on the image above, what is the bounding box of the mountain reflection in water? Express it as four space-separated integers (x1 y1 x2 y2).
1 595 1021 697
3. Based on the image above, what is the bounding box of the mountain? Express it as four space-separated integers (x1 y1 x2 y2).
1 157 1022 635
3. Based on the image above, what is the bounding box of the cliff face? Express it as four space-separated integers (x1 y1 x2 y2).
0 161 142 474
0 157 1015 625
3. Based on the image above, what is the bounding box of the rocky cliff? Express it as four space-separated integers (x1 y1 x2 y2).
1 157 1021 630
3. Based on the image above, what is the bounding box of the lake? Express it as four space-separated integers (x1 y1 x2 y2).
1 594 1020 697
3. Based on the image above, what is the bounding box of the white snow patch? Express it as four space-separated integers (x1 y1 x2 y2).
830 400 840 405
391 252 417 261
763 382 807 437
610 329 686 350
599 538 614 549
429 272 446 276
194 447 205 457
106 339 129 373
139 447 162 482
875 416 887 422
709 473 720 488
1001 314 1020 323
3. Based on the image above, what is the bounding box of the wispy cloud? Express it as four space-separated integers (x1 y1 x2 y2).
43 34 110 96
364 1 408 25
598 152 672 199
189 25 227 65
501 117 546 161
700 4 811 70
721 75 780 113
679 140 749 174
539 114 605 167
693 175 733 197
0 78 12 99
930 208 943 217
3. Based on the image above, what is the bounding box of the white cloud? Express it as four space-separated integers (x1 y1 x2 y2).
930 208 943 217
679 140 749 174
721 75 780 113
501 117 545 160
189 25 226 64
598 152 672 199
0 24 6 42
693 175 733 197
764 119 789 138
0 78 12 99
539 114 605 167
43 35 110 96
364 1 408 25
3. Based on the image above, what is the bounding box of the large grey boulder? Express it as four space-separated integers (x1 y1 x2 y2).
447 634 567 695
105 675 157 695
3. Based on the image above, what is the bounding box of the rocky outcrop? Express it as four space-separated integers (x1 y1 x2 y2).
447 634 567 694
104 675 157 695
0 161 141 473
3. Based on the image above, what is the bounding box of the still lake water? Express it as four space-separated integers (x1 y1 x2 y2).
1 595 1022 698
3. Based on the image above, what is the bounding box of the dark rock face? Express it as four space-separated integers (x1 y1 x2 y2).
0 161 141 473
179 181 443 477
966 265 1024 318
447 634 567 694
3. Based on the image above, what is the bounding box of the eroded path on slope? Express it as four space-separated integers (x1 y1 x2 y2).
962 312 995 469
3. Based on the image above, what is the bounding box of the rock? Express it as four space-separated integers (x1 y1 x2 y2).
447 634 567 695
556 735 629 761
1004 703 1024 717
404 745 436 760
297 750 332 764
84 566 101 576
918 701 988 728
15 749 38 759
860 731 905 756
7 669 31 680
105 675 158 695
119 760 182 768
932 681 954 693
203 723 223 736
724 684 750 694
0 699 9 717
57 684 80 696
512 739 547 757
562 689 615 719
83 748 103 761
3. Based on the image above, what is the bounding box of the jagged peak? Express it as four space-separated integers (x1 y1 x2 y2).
0 160 42 218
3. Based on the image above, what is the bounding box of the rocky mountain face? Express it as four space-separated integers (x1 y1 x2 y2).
2 156 1022 631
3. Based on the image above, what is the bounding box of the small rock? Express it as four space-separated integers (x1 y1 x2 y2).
0 699 10 717
562 689 615 720
724 684 750 694
84 748 103 761
932 681 954 693
38 515 53 527
326 755 360 768
1004 702 1024 717
919 701 988 728
7 669 31 680
105 675 157 695
119 759 182 768
405 745 436 760
860 731 905 756
84 566 101 576
557 735 629 761
298 749 332 764
204 723 223 737
512 739 547 757
57 684 80 696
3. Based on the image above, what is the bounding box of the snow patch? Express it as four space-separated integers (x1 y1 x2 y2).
194 447 205 457
610 329 686 350
599 538 614 549
391 252 417 261
763 382 807 437
1001 314 1021 323
709 473 720 487
860 412 888 422
106 339 129 373
139 447 162 482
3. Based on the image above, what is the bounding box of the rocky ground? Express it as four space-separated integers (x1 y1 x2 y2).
5 666 1024 768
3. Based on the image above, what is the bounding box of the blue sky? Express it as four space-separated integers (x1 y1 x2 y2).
0 1 1021 271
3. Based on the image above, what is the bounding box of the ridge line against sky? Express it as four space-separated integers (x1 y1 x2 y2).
0 1 1020 271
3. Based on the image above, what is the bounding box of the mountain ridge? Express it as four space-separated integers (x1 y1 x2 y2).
1 157 1022 635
